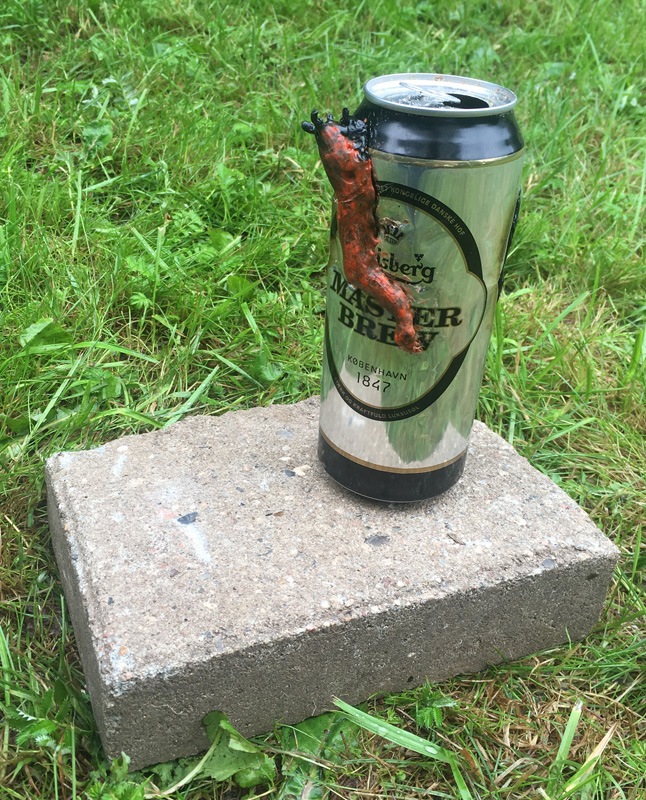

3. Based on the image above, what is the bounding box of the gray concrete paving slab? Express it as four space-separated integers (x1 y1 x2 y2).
46 397 619 769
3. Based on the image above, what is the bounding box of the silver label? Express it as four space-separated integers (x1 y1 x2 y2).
320 152 525 470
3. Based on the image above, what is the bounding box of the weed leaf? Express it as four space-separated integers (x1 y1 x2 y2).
219 718 263 753
278 712 359 800
82 121 113 152
251 344 284 383
200 711 275 787
203 710 228 741
109 753 132 784
0 413 30 434
19 318 72 348
208 228 235 253
227 274 255 298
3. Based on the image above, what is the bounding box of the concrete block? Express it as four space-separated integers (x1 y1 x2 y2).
46 397 619 770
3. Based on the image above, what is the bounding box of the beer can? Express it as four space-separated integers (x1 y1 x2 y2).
317 73 525 502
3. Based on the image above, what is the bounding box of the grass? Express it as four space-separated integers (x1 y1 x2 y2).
1 0 644 797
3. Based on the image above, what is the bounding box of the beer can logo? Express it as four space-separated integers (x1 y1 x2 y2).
381 218 406 245
323 179 487 423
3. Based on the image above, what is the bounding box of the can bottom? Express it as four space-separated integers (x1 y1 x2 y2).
318 432 467 503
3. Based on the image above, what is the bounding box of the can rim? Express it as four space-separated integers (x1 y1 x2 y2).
363 73 518 117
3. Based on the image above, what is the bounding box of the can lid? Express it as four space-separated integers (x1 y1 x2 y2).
363 73 517 117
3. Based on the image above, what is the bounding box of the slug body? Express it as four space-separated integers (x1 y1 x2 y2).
302 108 421 354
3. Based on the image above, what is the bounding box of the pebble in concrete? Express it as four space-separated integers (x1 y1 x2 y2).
46 397 619 770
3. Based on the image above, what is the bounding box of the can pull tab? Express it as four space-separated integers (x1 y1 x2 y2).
399 81 461 105
398 81 490 110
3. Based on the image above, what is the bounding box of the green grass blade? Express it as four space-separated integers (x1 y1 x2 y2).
546 698 583 795
623 325 645 385
0 625 14 783
628 152 646 243
562 722 618 796
209 352 263 389
74 342 160 363
163 365 220 427
333 698 452 764
71 170 83 261
541 417 597 445
526 292 589 359
17 351 90 452
89 408 164 428
333 699 473 800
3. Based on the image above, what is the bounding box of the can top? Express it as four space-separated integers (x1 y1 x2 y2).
363 73 517 118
